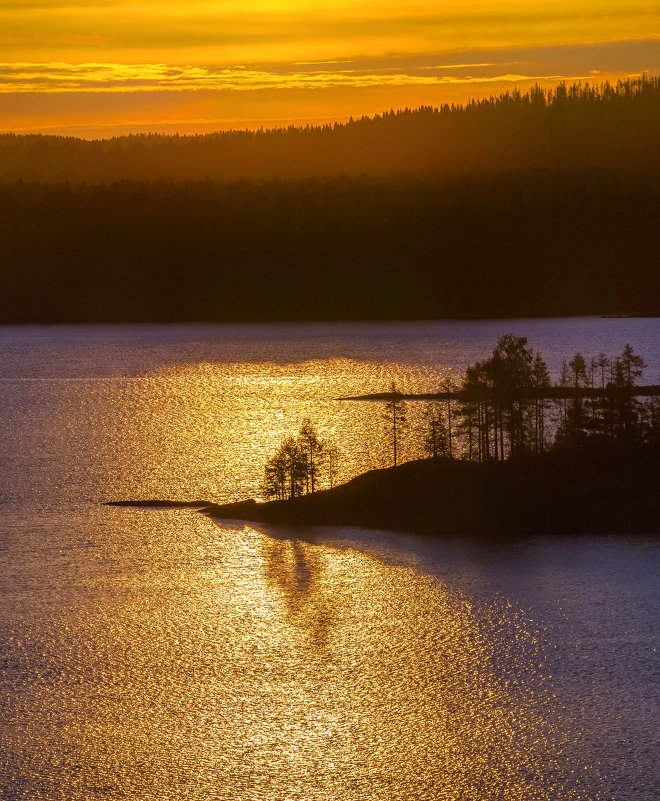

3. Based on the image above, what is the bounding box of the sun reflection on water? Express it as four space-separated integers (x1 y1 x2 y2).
98 357 453 505
0 349 614 799
1 501 600 801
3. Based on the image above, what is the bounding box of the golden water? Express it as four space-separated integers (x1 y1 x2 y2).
5 508 581 801
2 321 658 799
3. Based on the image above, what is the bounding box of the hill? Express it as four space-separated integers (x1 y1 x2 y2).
1 78 659 183
1 169 659 322
2 77 659 323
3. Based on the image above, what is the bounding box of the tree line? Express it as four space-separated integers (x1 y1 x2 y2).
384 336 660 465
1 170 658 323
262 337 658 503
1 77 659 183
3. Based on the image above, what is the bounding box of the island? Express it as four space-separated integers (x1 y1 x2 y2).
109 335 660 537
108 441 660 537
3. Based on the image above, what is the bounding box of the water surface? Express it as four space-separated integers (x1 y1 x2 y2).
1 320 658 800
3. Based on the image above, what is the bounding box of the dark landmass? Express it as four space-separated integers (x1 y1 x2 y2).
2 78 660 323
339 386 660 402
2 169 659 322
108 444 660 537
2 78 658 182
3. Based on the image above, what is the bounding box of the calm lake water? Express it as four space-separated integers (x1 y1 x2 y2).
1 319 659 800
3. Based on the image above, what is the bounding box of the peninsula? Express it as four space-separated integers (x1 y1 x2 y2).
109 442 660 537
110 336 660 537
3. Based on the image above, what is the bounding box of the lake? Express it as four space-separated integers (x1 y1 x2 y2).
1 319 658 800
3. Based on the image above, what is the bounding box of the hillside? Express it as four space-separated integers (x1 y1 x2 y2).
2 77 659 323
1 78 659 183
1 170 659 322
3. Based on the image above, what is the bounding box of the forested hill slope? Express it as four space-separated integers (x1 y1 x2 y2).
2 77 659 323
1 170 658 322
1 77 659 182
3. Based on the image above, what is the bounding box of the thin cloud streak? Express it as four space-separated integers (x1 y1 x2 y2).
0 62 567 93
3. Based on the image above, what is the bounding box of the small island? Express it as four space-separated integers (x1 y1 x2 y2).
110 336 660 537
110 443 660 536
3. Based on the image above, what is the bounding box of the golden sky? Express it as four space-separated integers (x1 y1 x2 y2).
1 1 659 136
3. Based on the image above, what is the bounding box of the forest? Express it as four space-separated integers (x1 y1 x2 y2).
419 337 659 462
1 169 659 322
1 77 659 182
2 76 659 323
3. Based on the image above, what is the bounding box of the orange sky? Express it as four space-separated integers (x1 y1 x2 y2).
1 1 658 137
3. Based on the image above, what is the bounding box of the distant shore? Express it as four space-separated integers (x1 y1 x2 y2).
2 170 660 324
109 443 660 537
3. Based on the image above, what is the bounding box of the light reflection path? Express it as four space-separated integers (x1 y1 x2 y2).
2 322 657 799
1 508 599 801
98 358 453 506
207 519 588 801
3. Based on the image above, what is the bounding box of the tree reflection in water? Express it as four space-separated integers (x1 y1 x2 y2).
262 536 337 648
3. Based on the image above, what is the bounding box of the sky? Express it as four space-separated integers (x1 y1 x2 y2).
1 1 659 137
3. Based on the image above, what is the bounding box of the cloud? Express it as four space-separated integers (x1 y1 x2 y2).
0 1 118 7
0 39 658 94
0 61 568 93
0 38 660 93
0 38 658 137
1 1 659 65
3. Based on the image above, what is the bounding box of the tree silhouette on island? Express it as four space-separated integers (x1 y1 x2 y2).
262 419 340 501
348 336 659 466
111 335 660 536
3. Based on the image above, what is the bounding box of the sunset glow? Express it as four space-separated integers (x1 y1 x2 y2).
1 1 659 135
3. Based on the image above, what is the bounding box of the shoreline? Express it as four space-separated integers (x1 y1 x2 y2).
108 443 660 537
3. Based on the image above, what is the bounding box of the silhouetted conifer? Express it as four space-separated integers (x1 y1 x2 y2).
383 382 408 467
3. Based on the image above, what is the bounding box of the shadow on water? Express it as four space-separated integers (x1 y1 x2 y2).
260 534 337 648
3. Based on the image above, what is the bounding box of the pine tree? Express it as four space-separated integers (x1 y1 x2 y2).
424 404 450 459
383 381 408 467
298 418 322 494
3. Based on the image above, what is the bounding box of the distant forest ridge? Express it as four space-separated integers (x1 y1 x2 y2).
1 76 659 182
2 169 659 322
